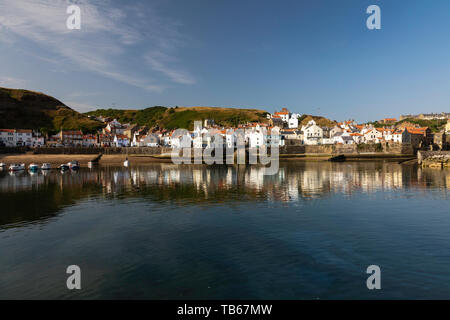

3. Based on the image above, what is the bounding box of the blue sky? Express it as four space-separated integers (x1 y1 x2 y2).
0 0 449 122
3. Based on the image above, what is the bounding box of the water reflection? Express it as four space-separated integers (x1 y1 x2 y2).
0 162 448 229
1 162 449 299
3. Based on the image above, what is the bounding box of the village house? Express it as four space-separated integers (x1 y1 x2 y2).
32 132 45 147
114 134 130 147
51 130 83 146
123 124 140 139
392 128 410 144
136 134 160 147
266 126 284 146
82 134 98 147
363 128 383 143
302 120 323 145
270 115 284 127
350 133 363 144
281 129 302 141
98 134 114 147
15 129 33 146
0 129 16 147
170 131 192 149
446 119 450 133
273 108 290 122
288 115 299 129
103 119 126 135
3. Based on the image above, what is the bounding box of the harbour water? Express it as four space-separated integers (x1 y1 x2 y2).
0 162 449 299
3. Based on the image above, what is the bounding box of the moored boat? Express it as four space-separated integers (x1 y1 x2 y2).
41 163 52 170
0 163 6 169
28 163 40 171
59 164 70 171
9 163 25 171
68 160 80 170
123 158 129 167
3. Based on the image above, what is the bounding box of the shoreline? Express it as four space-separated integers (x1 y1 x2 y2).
0 153 418 166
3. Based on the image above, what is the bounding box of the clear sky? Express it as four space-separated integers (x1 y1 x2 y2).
0 0 449 122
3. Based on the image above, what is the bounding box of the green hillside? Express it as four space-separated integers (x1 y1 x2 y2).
299 115 337 127
86 106 270 130
0 87 104 133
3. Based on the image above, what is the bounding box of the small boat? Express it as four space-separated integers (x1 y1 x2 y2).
41 163 52 170
28 163 40 171
0 163 6 168
9 163 25 171
68 160 80 170
59 164 70 171
123 158 129 167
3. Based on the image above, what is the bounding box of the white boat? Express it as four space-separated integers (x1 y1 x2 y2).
0 163 6 168
67 160 80 170
41 163 51 170
29 163 40 171
123 159 129 167
9 163 25 171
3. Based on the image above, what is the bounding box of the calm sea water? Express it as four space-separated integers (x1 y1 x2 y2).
0 162 449 299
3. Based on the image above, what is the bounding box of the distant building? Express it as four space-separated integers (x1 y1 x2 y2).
381 118 397 124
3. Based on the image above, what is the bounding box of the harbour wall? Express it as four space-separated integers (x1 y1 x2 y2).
1 144 415 156
280 143 414 155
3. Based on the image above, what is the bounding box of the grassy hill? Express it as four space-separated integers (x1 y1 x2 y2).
299 115 337 127
0 87 104 134
367 118 447 133
86 106 270 130
395 118 447 133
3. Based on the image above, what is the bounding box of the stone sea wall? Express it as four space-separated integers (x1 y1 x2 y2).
417 150 450 167
280 143 414 155
1 143 415 156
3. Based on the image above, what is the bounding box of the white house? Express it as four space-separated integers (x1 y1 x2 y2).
15 129 33 146
82 135 97 147
32 132 45 147
288 115 299 129
171 131 192 148
302 120 323 145
350 133 363 144
363 129 383 143
246 126 266 148
392 128 410 143
273 108 290 122
114 134 130 147
0 129 16 146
